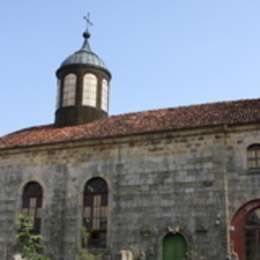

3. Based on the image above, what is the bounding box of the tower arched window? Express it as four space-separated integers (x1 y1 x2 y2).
101 79 108 111
247 144 260 170
62 73 76 107
82 73 97 106
22 182 43 234
83 177 108 248
56 79 61 109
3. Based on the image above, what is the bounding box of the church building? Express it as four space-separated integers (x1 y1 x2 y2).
0 24 260 260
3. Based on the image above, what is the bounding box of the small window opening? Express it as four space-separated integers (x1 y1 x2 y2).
248 144 260 170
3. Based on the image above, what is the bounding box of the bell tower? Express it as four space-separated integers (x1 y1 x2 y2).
54 17 112 127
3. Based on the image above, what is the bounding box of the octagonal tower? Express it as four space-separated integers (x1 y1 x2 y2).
54 28 112 127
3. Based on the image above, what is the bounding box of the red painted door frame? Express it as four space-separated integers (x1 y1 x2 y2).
230 200 260 260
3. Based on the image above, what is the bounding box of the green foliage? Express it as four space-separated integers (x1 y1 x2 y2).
130 245 142 260
15 215 49 260
74 226 103 260
185 250 205 260
129 245 154 260
144 247 154 260
75 247 97 260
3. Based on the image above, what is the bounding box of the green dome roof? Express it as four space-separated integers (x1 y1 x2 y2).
60 32 108 71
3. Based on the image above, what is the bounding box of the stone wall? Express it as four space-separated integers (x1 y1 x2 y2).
0 124 260 259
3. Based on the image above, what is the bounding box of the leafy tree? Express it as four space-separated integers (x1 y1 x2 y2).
15 214 49 260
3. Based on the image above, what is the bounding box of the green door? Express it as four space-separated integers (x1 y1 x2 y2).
163 234 187 260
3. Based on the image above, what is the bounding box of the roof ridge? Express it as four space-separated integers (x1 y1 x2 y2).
1 97 260 149
109 97 260 118
1 124 53 138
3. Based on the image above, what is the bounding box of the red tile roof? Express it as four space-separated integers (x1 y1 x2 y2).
1 98 260 149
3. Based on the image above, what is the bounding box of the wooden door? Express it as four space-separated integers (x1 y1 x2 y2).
163 233 187 260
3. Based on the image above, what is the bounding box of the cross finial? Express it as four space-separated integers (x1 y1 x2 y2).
83 13 93 33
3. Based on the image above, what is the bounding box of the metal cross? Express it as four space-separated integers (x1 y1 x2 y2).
83 13 93 32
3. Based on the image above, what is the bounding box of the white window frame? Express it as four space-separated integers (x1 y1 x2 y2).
82 73 97 107
62 73 76 107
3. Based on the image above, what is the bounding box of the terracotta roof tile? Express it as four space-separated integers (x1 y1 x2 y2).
1 98 260 149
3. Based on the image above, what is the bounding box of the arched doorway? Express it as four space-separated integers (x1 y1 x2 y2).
245 207 260 259
163 233 187 260
231 200 260 260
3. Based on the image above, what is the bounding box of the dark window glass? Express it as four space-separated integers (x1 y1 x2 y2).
22 182 43 234
248 144 260 170
245 208 260 260
83 178 108 249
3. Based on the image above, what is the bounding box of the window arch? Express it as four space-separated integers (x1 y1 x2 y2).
247 144 260 170
82 73 97 106
62 73 76 107
22 182 43 234
101 79 108 111
83 177 108 248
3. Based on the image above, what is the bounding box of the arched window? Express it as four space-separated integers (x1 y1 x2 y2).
56 79 61 109
62 73 76 107
83 178 108 248
247 144 260 170
101 79 108 111
82 73 97 106
22 182 43 234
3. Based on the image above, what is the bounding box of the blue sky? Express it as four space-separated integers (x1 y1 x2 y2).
1 0 260 136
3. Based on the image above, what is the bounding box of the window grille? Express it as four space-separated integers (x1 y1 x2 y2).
62 73 76 107
82 74 97 107
83 178 108 248
101 79 108 111
22 182 43 234
248 144 260 170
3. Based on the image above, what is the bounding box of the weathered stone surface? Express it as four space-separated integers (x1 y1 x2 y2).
0 125 260 259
